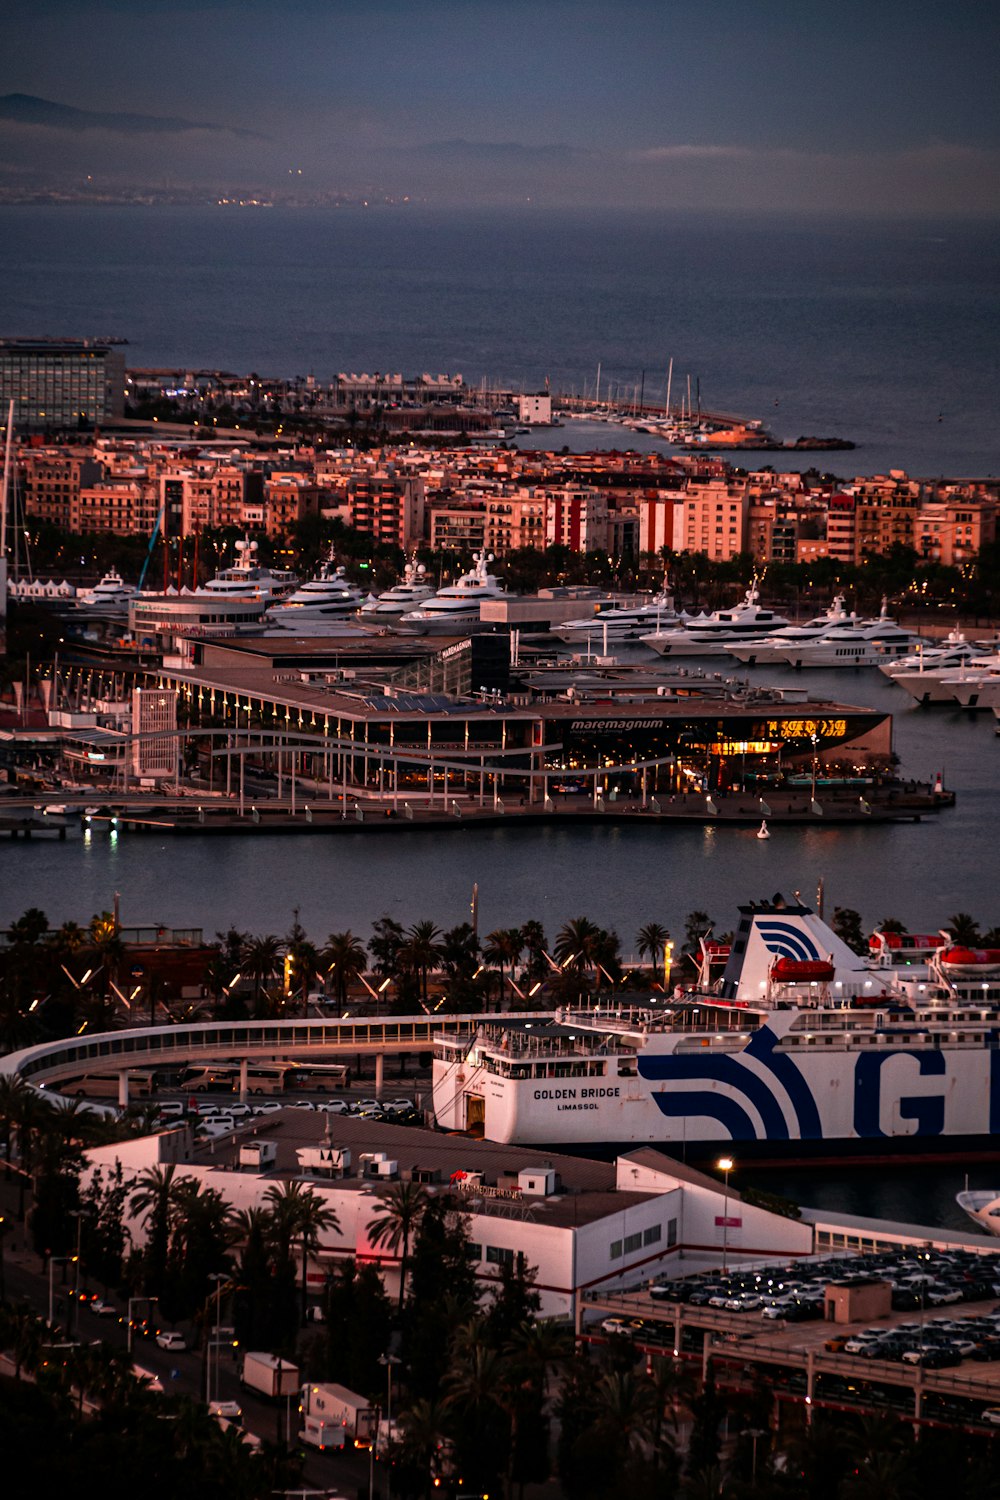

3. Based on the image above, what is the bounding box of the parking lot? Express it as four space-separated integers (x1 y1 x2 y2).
583 1242 1000 1432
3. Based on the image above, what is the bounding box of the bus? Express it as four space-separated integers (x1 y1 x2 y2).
64 1069 161 1100
244 1064 296 1096
286 1062 351 1093
179 1066 239 1094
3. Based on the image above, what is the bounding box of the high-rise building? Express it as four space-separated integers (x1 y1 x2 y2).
0 339 126 430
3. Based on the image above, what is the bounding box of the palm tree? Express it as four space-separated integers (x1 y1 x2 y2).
130 1161 188 1293
948 911 981 945
482 928 523 1010
399 1396 453 1498
367 1179 429 1312
593 1369 658 1456
323 930 369 1008
241 933 282 1003
0 1073 31 1182
401 921 443 1004
553 916 601 975
636 921 669 979
519 919 548 979
263 1179 340 1323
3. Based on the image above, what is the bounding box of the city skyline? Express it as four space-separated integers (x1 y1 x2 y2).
1 0 998 214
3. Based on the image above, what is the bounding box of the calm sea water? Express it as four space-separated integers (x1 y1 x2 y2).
1 206 998 477
4 207 1000 1228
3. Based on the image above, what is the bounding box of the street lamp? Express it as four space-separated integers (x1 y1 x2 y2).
717 1156 734 1273
207 1272 230 1403
378 1352 402 1496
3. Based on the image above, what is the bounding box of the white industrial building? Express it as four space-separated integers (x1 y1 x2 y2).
85 1114 813 1320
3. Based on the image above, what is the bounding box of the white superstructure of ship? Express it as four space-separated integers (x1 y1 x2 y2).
203 537 298 602
359 560 436 622
640 584 789 657
263 550 367 631
395 552 505 635
553 579 684 646
433 899 1000 1164
882 631 997 704
766 599 923 668
727 596 855 665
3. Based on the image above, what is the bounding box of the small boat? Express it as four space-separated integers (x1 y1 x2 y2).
956 1189 1000 1237
756 819 770 840
770 957 836 983
937 946 1000 978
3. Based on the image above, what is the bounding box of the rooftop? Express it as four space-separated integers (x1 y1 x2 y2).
191 1112 718 1230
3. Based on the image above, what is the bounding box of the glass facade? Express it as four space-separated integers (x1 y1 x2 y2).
0 341 125 429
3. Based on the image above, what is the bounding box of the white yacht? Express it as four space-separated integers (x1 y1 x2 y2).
727 596 855 665
263 552 366 629
936 659 1000 710
553 580 684 646
396 553 505 635
956 1189 1000 1237
358 560 436 623
767 599 924 668
202 537 298 602
77 568 135 610
882 631 995 703
640 584 789 657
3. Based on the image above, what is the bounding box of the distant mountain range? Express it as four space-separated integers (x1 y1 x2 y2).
0 93 261 138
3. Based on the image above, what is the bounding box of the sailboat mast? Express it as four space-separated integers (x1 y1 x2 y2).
665 358 673 418
0 399 13 560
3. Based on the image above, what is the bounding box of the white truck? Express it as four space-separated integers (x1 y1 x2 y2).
299 1382 378 1451
240 1351 301 1400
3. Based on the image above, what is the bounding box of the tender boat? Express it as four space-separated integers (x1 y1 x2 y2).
957 1189 1000 1237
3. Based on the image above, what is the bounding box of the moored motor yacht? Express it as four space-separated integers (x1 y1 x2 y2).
395 552 505 635
728 596 855 665
359 560 436 622
202 537 298 602
885 633 997 703
554 579 684 646
640 584 789 657
767 599 922 668
77 568 135 610
263 551 365 629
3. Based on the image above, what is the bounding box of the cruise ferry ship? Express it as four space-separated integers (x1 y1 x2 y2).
432 899 1000 1164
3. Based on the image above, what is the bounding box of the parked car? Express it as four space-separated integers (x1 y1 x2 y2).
156 1330 187 1351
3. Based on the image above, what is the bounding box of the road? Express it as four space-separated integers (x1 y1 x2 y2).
0 1210 382 1497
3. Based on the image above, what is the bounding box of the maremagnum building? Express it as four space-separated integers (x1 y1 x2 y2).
147 633 893 804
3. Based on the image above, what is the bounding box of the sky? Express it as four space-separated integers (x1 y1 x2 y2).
1 0 998 213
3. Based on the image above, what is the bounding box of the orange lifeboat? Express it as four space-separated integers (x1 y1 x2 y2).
938 946 1000 977
771 957 836 983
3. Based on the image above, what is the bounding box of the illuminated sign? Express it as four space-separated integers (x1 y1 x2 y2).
758 718 848 740
569 719 664 733
708 741 781 756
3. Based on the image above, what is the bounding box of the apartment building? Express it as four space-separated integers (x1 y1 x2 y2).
483 490 546 554
546 487 610 552
915 498 996 565
19 449 104 528
672 479 749 560
347 472 425 549
71 479 146 536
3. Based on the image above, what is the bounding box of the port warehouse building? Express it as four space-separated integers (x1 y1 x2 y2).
150 635 892 799
80 1115 813 1320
